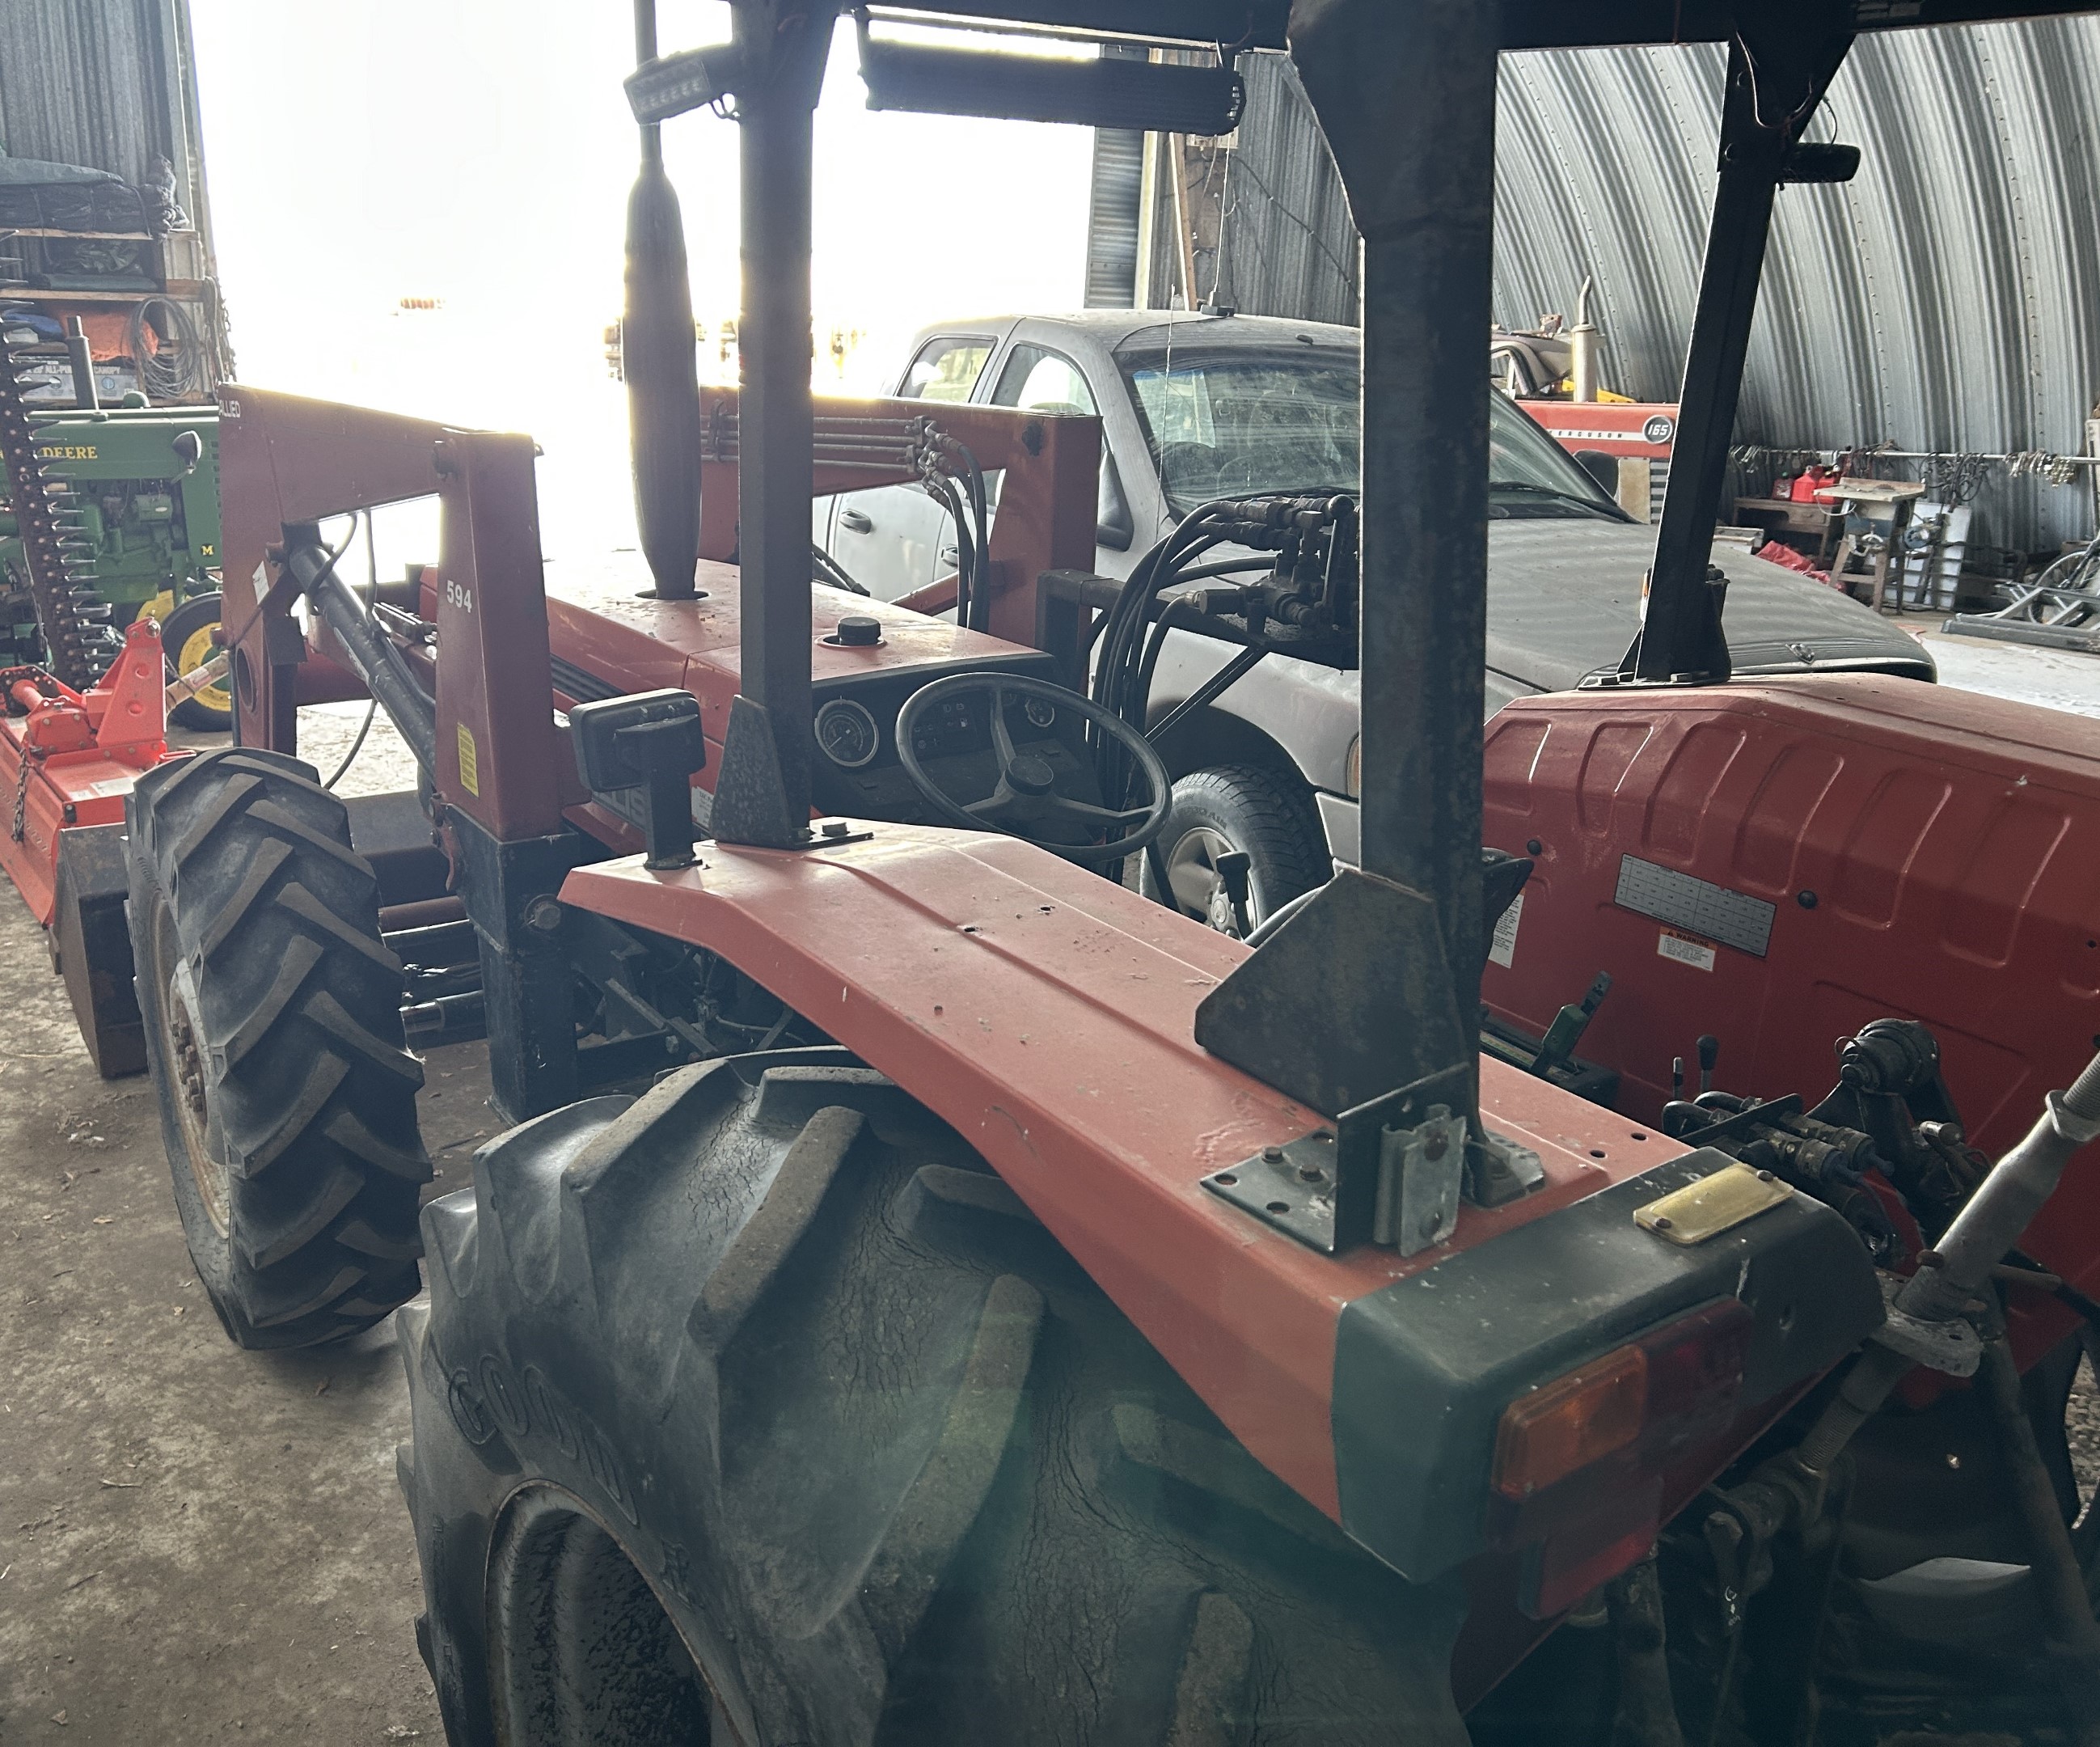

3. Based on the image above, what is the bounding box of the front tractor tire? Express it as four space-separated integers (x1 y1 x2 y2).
399 1055 1473 1747
128 748 431 1348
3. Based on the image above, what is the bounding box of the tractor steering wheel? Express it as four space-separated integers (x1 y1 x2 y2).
894 672 1173 866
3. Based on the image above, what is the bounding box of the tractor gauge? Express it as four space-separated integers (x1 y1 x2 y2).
815 698 880 768
1023 696 1056 730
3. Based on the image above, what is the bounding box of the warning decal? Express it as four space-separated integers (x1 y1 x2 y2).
456 724 480 797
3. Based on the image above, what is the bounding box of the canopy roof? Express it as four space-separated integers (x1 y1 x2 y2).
883 0 2096 51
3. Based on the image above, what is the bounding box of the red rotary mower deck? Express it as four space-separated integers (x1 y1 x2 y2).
0 617 178 924
0 617 187 1073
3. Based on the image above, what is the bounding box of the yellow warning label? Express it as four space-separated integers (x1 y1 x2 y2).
456 724 480 796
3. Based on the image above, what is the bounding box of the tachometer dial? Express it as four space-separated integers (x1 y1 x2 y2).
815 698 881 769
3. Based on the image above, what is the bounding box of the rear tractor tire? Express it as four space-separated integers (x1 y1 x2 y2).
399 1054 1472 1746
128 747 431 1348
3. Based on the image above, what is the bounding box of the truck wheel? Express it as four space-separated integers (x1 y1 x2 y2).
163 590 230 731
399 1055 1471 1746
127 747 430 1349
1142 764 1329 937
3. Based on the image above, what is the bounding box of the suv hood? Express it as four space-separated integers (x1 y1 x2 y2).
1484 521 1936 693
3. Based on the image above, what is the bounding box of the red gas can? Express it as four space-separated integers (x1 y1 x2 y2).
1790 464 1836 502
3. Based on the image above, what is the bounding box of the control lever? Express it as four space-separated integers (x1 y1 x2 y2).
1215 849 1254 938
1697 1034 1721 1095
1532 972 1612 1081
571 689 708 870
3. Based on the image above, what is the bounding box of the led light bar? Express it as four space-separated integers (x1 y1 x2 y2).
858 31 1243 133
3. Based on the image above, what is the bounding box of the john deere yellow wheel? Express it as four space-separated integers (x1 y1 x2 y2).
163 591 230 731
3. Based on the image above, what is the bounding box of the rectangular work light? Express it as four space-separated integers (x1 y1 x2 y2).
857 27 1244 133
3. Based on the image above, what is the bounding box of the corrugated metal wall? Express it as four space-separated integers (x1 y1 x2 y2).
1223 23 2100 552
1215 51 1358 324
1084 129 1145 307
0 0 181 184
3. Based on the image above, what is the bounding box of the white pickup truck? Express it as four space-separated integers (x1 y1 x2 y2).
818 311 1935 933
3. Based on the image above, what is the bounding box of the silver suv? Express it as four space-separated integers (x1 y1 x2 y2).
818 311 1935 933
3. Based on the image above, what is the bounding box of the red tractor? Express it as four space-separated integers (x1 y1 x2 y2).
109 1 2100 1741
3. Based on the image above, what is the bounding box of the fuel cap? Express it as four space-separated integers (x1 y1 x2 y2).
831 615 883 647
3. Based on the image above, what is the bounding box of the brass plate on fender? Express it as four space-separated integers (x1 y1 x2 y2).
1634 1162 1792 1246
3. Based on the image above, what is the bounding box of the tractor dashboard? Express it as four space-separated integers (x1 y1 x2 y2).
544 565 1097 844
806 654 1079 827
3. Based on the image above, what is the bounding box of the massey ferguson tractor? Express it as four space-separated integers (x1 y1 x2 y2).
111 0 2100 1741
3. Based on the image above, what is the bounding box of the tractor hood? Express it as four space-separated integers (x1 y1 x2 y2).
1485 520 1937 694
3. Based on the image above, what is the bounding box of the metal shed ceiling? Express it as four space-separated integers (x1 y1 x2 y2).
1494 19 2100 552
1216 21 2100 553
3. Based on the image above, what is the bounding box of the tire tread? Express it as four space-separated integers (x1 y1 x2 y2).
128 747 429 1349
1147 762 1329 928
401 1061 1473 1745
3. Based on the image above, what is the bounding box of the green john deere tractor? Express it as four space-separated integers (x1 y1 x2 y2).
0 399 226 728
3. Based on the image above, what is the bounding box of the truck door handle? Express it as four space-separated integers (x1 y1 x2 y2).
940 545 959 566
839 509 874 534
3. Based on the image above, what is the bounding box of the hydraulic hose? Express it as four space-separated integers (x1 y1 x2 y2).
286 540 437 776
1975 1335 2100 1741
1243 882 1320 949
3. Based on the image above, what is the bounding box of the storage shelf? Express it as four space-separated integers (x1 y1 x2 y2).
0 228 155 242
0 287 163 302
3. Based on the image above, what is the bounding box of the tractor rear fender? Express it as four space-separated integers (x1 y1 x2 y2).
561 826 1882 1659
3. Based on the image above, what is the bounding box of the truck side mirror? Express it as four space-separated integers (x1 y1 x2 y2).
1097 450 1135 552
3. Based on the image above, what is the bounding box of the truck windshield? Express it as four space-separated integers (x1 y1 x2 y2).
1116 345 1623 521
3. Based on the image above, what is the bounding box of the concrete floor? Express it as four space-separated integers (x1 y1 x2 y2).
1912 622 2100 720
0 705 468 1745
7 649 2100 1742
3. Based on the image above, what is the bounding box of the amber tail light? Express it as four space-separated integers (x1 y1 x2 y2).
1493 1347 1648 1500
1491 1300 1756 1617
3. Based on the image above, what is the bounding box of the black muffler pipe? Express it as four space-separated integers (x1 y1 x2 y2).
624 0 704 600
286 539 437 772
